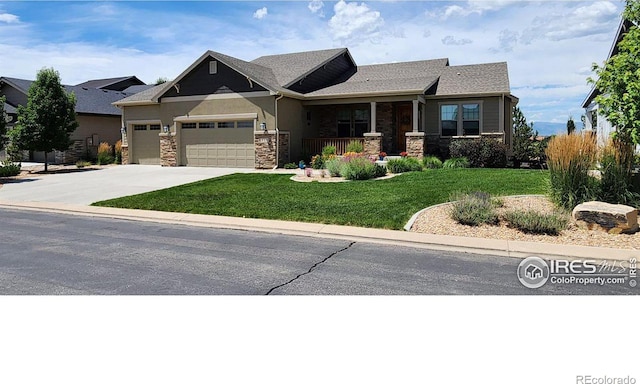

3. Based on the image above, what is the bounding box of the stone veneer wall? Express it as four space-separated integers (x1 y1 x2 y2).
363 133 382 157
376 103 394 153
159 133 177 167
278 132 290 166
121 145 129 165
53 140 85 164
406 132 425 159
255 131 276 168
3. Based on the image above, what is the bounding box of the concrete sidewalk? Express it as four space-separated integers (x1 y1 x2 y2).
0 200 635 261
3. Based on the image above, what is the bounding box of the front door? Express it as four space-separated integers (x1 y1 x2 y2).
395 104 412 152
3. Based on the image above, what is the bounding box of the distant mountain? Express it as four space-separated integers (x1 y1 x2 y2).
531 122 566 137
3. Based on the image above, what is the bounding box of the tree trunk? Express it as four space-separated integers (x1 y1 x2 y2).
44 151 48 172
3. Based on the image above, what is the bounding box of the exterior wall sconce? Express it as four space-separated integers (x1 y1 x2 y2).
260 122 267 131
163 125 170 133
120 126 126 135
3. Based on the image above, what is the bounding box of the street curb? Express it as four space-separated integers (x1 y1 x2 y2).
1 200 636 261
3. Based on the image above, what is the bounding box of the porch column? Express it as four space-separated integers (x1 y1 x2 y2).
370 101 377 133
363 132 382 157
412 99 419 132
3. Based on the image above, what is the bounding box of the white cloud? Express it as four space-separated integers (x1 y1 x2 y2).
441 0 519 19
253 7 268 20
328 0 384 45
497 29 518 52
441 35 472 46
308 0 324 16
0 13 19 24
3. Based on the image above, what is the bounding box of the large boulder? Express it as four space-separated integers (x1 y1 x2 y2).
572 201 639 234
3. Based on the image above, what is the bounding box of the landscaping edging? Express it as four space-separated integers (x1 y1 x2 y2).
290 171 399 183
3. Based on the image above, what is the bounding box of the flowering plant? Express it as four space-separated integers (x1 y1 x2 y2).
342 151 365 162
400 151 408 157
379 151 387 158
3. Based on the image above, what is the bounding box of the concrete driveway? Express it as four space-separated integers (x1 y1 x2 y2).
0 164 250 205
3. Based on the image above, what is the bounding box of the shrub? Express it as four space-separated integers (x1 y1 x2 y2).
341 157 377 180
449 191 499 226
322 145 337 157
503 210 569 235
284 162 298 169
374 163 387 178
76 160 91 168
546 133 598 210
310 155 324 169
97 142 114 165
0 162 21 177
423 156 443 169
114 140 122 164
449 138 507 168
325 158 343 177
387 157 422 173
443 157 469 169
599 139 640 206
345 140 364 153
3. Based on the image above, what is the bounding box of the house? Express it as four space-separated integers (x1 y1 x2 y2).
75 76 146 92
0 76 142 163
582 18 633 144
114 48 517 168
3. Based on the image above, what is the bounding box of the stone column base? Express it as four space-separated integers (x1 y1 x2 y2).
160 133 177 167
406 132 425 159
121 145 129 165
255 131 276 168
363 132 382 158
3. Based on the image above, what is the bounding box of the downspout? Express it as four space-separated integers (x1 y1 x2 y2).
274 93 284 169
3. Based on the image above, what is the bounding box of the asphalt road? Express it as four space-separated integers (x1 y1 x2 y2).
0 208 636 295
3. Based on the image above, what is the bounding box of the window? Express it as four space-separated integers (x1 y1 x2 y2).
462 104 480 136
149 124 161 131
218 122 234 128
182 122 197 129
236 121 254 129
199 122 215 129
337 108 369 137
133 124 147 131
209 60 218 74
440 102 482 136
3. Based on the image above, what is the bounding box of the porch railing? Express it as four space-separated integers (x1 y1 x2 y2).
302 137 365 156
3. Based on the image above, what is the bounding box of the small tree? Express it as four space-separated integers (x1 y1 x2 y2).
11 68 78 171
155 77 169 85
511 106 537 166
0 96 7 152
567 116 576 134
589 0 640 180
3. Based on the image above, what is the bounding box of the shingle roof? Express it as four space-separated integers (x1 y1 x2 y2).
251 48 349 87
3 102 16 114
1 76 131 115
116 83 171 104
76 76 143 89
122 84 155 94
434 62 510 96
304 58 449 97
207 50 284 93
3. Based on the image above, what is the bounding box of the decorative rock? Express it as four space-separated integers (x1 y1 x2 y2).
572 201 639 234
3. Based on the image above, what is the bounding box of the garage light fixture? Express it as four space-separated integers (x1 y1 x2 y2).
120 126 126 135
163 125 170 133
260 122 267 131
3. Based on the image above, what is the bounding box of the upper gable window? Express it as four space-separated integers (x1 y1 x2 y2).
209 61 218 75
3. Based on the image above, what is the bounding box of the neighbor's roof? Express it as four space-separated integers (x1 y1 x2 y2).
434 62 511 96
304 58 449 98
0 76 131 115
3 102 17 114
115 83 171 104
251 48 351 88
75 76 144 90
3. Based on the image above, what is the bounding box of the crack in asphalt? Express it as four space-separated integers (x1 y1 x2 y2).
265 241 356 295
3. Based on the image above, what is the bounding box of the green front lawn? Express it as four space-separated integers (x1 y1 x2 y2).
93 169 549 230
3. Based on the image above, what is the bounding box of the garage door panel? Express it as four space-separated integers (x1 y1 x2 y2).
132 130 160 165
184 144 254 167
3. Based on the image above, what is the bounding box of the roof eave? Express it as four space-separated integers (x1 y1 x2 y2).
282 48 353 89
303 89 425 100
0 77 28 94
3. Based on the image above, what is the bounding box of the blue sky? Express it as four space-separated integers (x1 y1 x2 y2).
0 1 625 128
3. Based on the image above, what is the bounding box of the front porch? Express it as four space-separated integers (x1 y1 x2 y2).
300 99 426 158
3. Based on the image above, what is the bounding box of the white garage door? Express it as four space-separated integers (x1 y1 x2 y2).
181 120 254 168
132 124 161 165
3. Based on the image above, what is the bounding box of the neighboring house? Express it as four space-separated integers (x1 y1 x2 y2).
76 76 146 92
582 19 633 145
0 76 141 163
114 48 517 168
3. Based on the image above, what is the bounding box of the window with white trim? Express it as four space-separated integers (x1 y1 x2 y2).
236 121 254 129
440 102 482 137
218 122 234 128
182 122 197 129
199 122 215 129
149 124 161 131
133 124 147 131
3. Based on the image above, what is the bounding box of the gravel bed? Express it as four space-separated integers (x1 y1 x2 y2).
410 195 640 250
